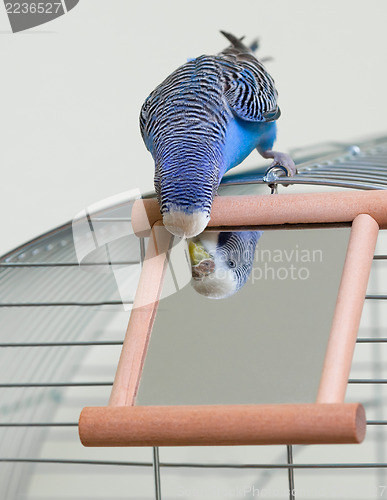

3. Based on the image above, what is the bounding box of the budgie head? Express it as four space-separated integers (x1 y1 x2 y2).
156 160 219 239
188 231 262 299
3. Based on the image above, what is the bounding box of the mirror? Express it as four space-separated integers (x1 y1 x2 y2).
136 227 351 406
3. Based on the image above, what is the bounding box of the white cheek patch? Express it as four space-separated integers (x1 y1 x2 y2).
163 209 210 238
194 231 220 250
191 267 237 299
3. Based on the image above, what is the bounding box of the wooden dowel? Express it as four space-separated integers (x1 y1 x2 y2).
131 198 162 237
79 403 366 447
317 214 379 403
108 222 173 407
131 190 387 236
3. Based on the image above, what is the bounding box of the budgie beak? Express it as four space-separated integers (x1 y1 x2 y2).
188 241 215 279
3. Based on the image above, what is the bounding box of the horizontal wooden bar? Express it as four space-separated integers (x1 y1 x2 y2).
131 190 387 236
79 403 366 447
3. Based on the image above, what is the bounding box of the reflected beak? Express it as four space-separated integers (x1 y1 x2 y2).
188 241 215 280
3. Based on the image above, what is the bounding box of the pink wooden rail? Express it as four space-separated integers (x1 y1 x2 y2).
79 403 365 447
317 214 379 402
132 190 387 235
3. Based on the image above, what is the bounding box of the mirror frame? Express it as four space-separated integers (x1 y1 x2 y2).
79 190 387 447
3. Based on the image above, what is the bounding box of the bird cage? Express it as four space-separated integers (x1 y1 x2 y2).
2 135 387 500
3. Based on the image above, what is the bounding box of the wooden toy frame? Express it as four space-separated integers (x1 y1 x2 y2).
79 190 387 447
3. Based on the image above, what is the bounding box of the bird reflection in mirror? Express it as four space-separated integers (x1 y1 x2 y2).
188 231 262 299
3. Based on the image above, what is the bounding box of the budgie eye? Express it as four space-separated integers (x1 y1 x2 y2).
228 259 236 268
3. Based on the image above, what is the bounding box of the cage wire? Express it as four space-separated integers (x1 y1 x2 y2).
1 136 387 499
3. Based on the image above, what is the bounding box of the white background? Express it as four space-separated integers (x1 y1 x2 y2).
1 0 387 256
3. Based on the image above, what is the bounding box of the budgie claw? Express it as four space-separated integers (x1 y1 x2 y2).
269 152 297 177
258 149 297 177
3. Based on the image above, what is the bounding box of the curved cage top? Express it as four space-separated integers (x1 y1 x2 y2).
1 135 387 500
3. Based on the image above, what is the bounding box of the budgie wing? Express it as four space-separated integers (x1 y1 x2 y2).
139 91 157 152
218 53 280 123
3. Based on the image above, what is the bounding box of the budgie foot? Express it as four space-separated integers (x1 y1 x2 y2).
163 208 210 238
258 149 297 177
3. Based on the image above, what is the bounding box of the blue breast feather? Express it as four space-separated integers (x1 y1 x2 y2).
221 118 277 175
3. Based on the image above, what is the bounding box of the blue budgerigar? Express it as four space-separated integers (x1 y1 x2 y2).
140 31 295 238
188 230 262 299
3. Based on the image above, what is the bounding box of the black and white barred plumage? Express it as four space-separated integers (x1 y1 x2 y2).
140 31 281 238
